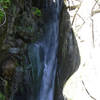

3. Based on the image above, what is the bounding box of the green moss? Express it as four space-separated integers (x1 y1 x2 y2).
0 92 5 100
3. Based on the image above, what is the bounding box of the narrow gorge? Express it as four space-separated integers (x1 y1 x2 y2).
0 0 80 100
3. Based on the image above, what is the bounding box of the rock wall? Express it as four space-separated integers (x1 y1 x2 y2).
0 0 44 99
0 1 80 100
54 5 80 100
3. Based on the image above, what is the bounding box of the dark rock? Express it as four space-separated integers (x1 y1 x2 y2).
15 39 24 47
0 1 80 100
10 66 24 99
54 5 80 100
1 58 16 81
0 50 17 81
0 52 18 99
14 10 44 43
9 48 20 54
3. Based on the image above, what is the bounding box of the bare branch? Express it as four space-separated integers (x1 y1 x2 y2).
72 5 80 25
91 18 95 47
66 4 81 10
70 0 82 25
82 80 96 100
90 0 100 47
92 9 100 15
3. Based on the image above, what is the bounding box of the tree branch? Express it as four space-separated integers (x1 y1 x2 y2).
82 80 96 100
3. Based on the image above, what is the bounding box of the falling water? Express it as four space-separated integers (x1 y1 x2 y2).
27 1 62 100
13 0 63 100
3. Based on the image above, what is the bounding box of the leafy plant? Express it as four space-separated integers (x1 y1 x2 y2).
0 0 11 8
0 0 11 23
32 7 42 17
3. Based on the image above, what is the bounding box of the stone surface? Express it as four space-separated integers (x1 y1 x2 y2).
54 5 80 100
0 1 80 100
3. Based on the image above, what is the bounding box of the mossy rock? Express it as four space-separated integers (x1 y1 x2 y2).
0 51 18 99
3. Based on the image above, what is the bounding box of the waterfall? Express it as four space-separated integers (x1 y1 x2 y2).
13 0 63 100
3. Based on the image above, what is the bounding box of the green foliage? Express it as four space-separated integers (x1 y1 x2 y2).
32 7 42 17
0 0 11 8
0 92 5 100
0 9 4 22
0 0 11 22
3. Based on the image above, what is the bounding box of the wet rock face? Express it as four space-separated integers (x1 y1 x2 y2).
0 0 44 96
2 59 16 81
0 1 80 100
0 52 17 81
0 54 17 97
54 5 80 100
14 11 44 43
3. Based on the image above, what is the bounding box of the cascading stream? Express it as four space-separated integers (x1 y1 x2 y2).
26 1 62 100
13 0 63 100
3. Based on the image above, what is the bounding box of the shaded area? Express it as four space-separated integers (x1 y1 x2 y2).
54 5 80 100
0 1 80 100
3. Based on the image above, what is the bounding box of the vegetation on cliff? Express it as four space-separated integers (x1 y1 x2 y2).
0 0 43 99
0 1 80 100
